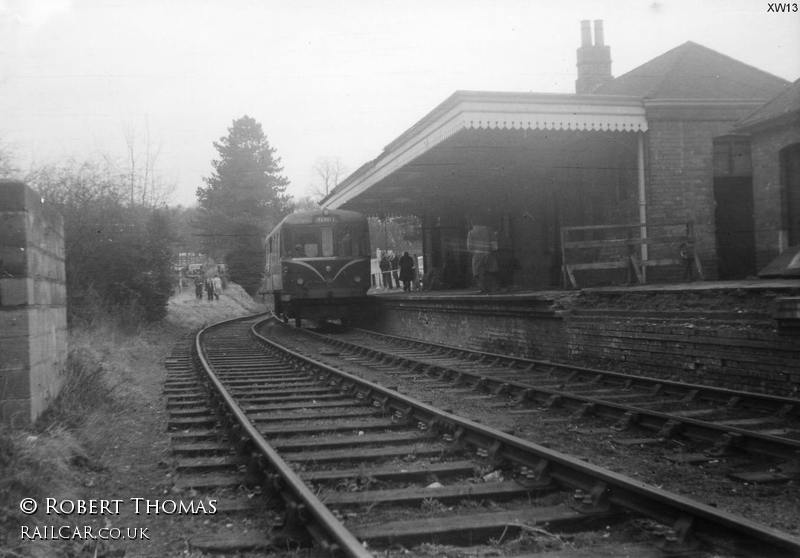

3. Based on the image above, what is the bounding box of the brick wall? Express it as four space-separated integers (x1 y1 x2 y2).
750 124 800 269
565 290 800 395
366 287 800 396
646 120 726 280
0 180 67 426
644 103 761 281
366 295 569 361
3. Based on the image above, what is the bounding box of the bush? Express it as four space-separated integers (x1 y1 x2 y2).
225 245 265 296
30 162 177 326
38 345 114 429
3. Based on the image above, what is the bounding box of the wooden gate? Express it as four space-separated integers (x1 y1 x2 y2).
560 222 704 288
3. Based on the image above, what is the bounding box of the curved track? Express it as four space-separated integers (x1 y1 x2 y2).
179 314 800 557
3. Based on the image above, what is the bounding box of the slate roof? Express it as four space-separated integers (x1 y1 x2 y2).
596 41 789 100
736 78 800 131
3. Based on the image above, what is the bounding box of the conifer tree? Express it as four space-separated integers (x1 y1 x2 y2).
196 116 291 293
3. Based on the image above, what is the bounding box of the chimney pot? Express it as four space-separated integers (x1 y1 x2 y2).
594 20 605 46
580 20 591 47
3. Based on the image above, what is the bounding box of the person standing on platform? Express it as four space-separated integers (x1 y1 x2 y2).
467 223 492 293
495 246 518 291
389 250 399 289
412 253 422 291
379 252 393 289
398 251 415 292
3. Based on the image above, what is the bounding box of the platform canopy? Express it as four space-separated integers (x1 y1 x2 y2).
322 91 648 217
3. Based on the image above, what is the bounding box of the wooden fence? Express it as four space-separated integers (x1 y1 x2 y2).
560 222 704 288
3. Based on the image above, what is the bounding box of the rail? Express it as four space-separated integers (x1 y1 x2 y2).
194 314 372 558
190 315 800 555
252 319 800 556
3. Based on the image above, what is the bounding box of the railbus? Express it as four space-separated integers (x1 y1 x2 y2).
262 208 371 326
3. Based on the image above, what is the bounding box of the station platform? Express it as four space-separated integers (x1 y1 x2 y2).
361 279 800 397
369 278 800 298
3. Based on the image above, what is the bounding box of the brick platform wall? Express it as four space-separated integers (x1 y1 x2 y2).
366 287 800 396
750 125 800 269
0 180 67 426
565 297 800 396
365 296 569 361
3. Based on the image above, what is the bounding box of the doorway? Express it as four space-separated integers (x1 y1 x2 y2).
714 177 756 279
782 143 800 246
713 136 756 279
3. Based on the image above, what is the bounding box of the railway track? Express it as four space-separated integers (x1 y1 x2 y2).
164 333 278 553
179 314 800 557
300 326 800 483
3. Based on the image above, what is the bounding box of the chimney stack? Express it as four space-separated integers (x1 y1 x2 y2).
575 19 613 94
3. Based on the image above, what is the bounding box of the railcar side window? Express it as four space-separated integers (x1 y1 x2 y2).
334 223 369 256
336 226 354 256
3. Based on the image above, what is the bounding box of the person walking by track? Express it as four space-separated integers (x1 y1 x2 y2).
194 275 204 301
212 276 222 300
399 251 415 292
205 278 215 301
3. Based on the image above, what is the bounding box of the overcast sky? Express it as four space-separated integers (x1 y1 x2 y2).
1 0 798 206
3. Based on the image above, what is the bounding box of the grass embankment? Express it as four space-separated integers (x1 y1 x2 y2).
0 284 265 557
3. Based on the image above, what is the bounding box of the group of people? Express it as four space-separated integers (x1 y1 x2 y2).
376 224 518 294
379 250 417 292
194 275 223 301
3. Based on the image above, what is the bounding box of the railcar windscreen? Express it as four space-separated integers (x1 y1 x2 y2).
283 222 369 258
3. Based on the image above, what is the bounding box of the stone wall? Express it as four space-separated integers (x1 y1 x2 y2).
0 180 67 426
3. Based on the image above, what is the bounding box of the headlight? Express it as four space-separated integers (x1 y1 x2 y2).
353 276 362 283
296 278 304 285
325 265 332 273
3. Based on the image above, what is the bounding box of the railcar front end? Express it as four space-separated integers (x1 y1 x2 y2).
264 209 371 324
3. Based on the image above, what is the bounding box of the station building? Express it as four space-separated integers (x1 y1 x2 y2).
322 21 794 290
734 78 800 272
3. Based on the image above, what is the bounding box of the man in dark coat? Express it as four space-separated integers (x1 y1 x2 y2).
194 275 204 300
398 252 415 292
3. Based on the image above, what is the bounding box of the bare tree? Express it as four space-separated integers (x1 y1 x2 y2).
310 156 347 200
292 195 320 212
124 122 136 205
120 118 172 207
0 138 19 178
